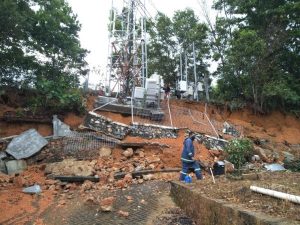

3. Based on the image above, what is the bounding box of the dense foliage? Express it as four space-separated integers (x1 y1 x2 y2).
212 0 300 113
147 10 211 101
147 2 299 112
224 138 253 174
0 0 88 113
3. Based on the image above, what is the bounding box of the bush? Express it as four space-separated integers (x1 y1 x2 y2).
28 79 85 114
224 138 253 174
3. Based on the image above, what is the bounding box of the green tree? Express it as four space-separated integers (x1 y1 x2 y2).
0 0 88 88
147 9 211 100
212 0 300 112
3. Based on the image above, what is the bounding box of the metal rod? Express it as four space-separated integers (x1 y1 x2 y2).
185 52 188 82
193 42 198 101
131 86 134 124
92 99 117 112
180 52 183 80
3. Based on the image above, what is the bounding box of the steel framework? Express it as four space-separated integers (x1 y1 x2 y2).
106 0 148 101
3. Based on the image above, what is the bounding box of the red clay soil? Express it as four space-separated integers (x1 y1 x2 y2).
0 166 54 225
2 97 300 145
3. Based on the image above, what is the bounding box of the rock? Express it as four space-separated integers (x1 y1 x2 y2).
45 159 94 177
209 150 222 157
224 160 234 173
13 176 27 187
138 179 144 184
99 147 112 157
138 151 145 158
146 156 160 164
143 174 154 181
45 179 57 185
123 173 133 183
126 195 133 202
58 200 66 206
253 146 270 162
134 165 144 172
100 197 115 212
118 210 129 218
149 164 155 170
82 180 94 191
115 179 127 189
122 148 134 158
48 185 56 191
84 196 97 204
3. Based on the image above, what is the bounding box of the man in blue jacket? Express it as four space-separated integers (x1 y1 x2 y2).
180 132 203 181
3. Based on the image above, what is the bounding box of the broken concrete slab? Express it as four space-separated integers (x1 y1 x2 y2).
23 184 42 194
0 151 7 159
5 129 48 159
53 115 71 138
5 160 27 175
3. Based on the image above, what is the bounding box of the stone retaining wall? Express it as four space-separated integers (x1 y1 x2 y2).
84 112 131 140
130 122 178 139
170 181 295 225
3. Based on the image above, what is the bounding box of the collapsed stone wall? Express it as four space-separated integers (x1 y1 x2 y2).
84 112 179 140
130 122 178 139
84 112 131 140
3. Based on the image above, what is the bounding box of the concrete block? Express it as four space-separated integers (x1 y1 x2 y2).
5 160 27 175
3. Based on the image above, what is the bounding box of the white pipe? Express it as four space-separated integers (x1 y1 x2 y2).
209 167 215 184
250 186 300 205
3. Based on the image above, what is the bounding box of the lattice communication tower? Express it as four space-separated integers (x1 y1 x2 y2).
106 0 149 101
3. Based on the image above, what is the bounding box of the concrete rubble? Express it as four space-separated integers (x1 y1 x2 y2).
223 121 240 137
5 160 27 175
53 115 72 138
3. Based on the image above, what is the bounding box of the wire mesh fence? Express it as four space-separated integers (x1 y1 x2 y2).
132 99 244 138
62 131 118 159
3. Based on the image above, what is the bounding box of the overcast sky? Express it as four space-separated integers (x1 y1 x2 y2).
66 0 216 85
